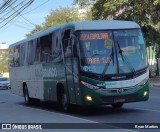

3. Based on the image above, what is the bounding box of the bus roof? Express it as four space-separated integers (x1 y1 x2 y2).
72 20 140 31
10 20 140 48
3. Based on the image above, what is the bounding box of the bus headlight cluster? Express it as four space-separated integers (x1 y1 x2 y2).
143 91 148 97
86 95 92 101
81 81 99 90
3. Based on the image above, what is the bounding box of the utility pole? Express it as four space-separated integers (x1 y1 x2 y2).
156 44 159 76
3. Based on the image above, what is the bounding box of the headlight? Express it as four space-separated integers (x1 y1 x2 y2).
81 81 99 90
138 77 148 86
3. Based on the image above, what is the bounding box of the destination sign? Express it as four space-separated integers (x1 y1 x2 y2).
87 57 112 64
80 33 108 40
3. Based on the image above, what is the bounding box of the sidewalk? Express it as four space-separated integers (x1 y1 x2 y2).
149 76 160 87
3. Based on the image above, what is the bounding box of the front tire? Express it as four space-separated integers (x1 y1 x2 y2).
60 89 71 111
23 85 34 105
112 103 123 109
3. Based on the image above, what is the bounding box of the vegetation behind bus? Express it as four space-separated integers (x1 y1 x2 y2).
25 1 160 76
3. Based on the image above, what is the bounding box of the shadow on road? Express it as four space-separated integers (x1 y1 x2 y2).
18 101 145 118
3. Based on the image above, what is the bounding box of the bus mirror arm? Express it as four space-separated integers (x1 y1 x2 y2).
70 34 79 57
71 34 78 43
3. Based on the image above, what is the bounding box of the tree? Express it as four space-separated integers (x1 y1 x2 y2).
151 0 160 24
73 0 95 7
92 0 160 47
26 25 43 37
73 0 95 20
43 7 80 29
92 0 155 24
92 0 160 76
0 49 9 73
26 7 81 37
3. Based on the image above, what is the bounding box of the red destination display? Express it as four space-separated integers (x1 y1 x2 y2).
80 33 108 40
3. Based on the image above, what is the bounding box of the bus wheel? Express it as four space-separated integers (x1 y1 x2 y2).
23 85 32 105
112 103 123 109
60 90 71 111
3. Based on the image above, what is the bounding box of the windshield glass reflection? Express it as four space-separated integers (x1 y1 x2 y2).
79 29 147 75
114 29 147 73
79 31 117 74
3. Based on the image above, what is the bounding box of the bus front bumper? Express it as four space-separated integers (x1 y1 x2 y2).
81 82 150 106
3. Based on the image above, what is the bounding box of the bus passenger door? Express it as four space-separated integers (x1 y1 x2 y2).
62 29 77 104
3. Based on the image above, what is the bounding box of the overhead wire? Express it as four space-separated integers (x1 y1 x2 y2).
0 19 32 32
22 0 50 15
8 1 36 26
0 0 51 30
0 1 19 20
0 0 34 29
0 0 17 14
0 0 30 23
11 22 32 30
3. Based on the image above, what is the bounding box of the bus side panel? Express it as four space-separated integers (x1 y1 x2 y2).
10 67 25 97
32 64 44 100
43 63 66 101
10 65 45 100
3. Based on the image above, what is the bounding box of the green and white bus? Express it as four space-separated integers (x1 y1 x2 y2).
9 20 149 111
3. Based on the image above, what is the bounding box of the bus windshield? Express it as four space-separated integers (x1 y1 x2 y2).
79 29 147 75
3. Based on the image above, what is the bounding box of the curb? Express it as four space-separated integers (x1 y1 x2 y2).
150 84 160 87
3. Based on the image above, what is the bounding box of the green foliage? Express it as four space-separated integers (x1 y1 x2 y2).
73 0 95 6
151 0 160 24
92 0 154 24
142 25 160 46
73 0 94 20
43 7 80 29
26 25 43 37
26 7 81 37
0 49 9 73
86 10 93 20
92 0 160 47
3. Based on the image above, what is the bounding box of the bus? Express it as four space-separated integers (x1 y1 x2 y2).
9 20 149 111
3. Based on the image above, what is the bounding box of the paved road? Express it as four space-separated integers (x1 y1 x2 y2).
0 86 159 132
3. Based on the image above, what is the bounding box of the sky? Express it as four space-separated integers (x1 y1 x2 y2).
0 0 74 48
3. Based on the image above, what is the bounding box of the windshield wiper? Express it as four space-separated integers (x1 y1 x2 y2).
102 45 115 74
117 40 136 76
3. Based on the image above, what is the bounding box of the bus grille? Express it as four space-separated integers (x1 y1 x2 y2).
101 94 138 103
99 86 139 94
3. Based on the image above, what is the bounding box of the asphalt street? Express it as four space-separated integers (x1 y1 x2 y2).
0 86 159 132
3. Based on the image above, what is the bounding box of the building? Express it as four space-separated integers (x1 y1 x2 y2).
0 42 7 60
0 42 7 49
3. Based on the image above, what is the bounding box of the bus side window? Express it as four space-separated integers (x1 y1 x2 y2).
62 29 72 58
71 35 78 58
52 31 62 62
19 44 26 66
14 46 20 67
27 40 36 65
34 39 41 63
9 47 15 67
35 34 52 63
64 42 71 57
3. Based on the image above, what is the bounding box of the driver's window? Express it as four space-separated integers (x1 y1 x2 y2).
62 29 72 58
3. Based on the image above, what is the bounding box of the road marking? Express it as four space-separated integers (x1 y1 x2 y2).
51 111 138 132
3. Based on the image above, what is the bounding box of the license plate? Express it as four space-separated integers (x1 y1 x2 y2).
114 98 125 103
